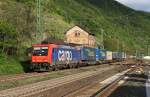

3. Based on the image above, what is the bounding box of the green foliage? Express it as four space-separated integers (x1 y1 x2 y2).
0 53 23 75
3 0 149 54
45 0 150 54
0 20 18 55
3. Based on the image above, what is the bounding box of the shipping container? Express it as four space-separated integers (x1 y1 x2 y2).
112 52 123 60
112 52 118 60
95 48 100 61
121 52 127 59
100 50 106 60
95 48 106 62
80 47 96 61
119 52 123 59
106 51 112 60
52 47 80 65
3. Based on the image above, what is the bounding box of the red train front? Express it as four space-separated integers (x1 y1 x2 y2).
31 44 57 71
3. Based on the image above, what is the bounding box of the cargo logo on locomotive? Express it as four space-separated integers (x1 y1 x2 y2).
58 50 72 61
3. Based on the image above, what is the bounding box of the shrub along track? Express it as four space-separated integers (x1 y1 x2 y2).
0 64 128 97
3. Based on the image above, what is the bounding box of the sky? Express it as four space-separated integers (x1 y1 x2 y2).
116 0 150 12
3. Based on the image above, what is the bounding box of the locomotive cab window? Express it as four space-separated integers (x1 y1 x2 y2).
32 47 48 56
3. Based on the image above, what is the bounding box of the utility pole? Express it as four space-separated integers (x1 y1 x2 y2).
101 29 104 49
146 38 150 56
117 36 119 52
135 49 138 58
147 41 149 56
113 24 119 52
121 42 123 52
36 0 42 41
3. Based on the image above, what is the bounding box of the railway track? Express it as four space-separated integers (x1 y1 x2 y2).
63 69 132 97
0 66 102 83
94 70 132 97
0 64 112 83
64 66 147 97
0 65 123 97
0 72 50 83
0 61 130 83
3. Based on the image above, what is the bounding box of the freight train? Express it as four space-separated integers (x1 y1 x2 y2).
31 44 127 71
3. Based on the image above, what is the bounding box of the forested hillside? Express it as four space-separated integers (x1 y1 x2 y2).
0 0 150 74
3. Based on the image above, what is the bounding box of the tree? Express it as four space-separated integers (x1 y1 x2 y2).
0 21 18 55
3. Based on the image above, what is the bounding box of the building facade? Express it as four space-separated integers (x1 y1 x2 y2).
65 26 96 47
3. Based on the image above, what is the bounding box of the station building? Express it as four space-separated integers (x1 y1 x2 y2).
65 26 96 47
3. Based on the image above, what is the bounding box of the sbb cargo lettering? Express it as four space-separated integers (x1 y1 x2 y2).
58 50 72 61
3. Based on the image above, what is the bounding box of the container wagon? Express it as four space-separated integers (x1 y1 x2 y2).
77 46 96 65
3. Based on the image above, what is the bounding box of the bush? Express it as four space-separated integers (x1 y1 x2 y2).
0 53 24 75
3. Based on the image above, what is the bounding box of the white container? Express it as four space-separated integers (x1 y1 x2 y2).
106 51 112 60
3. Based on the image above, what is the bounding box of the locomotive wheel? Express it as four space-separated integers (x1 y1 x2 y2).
68 64 72 69
54 65 59 71
73 64 77 68
76 63 80 68
47 66 53 71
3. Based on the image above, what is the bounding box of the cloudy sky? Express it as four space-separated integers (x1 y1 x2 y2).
116 0 150 12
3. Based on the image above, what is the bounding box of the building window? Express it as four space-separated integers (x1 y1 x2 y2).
75 32 78 37
75 32 80 37
78 33 80 36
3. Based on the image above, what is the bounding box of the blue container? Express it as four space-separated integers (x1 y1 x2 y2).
52 47 80 65
95 48 106 61
95 48 100 61
100 50 106 60
80 47 96 61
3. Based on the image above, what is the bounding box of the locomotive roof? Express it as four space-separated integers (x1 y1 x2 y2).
32 44 75 49
32 44 56 47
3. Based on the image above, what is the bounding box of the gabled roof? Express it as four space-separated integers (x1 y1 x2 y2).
66 26 89 36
